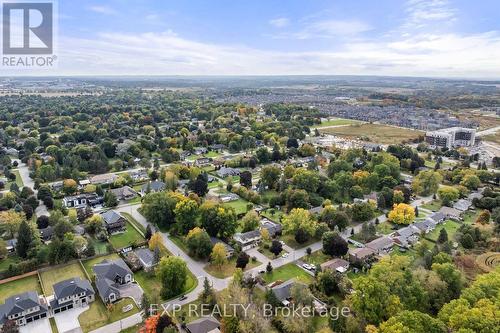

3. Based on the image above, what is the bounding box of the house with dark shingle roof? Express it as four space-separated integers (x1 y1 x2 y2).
110 186 138 201
140 180 166 194
185 316 221 333
365 236 394 254
134 248 156 272
233 230 261 250
210 237 234 258
100 210 126 234
0 291 48 328
93 259 134 304
50 277 95 314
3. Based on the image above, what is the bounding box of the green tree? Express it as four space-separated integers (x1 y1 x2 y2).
437 186 460 206
16 220 34 258
378 310 447 333
186 227 213 259
174 198 199 235
322 231 348 257
200 201 237 238
282 208 318 242
412 170 443 196
240 210 259 233
157 256 188 299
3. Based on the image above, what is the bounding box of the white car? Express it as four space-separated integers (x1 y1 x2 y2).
302 263 312 270
281 253 289 258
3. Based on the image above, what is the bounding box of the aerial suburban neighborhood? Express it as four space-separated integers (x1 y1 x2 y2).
0 1 499 333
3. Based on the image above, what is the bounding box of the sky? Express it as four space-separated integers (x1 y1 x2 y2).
2 0 500 78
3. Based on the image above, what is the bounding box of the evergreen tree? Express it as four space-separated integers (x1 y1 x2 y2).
16 220 33 259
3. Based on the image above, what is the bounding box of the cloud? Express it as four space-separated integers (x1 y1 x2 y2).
404 0 457 29
269 19 372 40
88 5 118 15
269 17 290 28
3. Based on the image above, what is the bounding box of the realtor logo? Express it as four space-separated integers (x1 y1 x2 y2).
2 2 53 54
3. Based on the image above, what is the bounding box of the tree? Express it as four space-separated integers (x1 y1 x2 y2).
104 191 118 207
320 208 350 231
437 229 448 243
349 202 375 222
0 211 24 238
322 231 348 257
145 225 153 240
460 174 481 190
292 169 320 193
239 170 252 188
16 220 33 258
149 232 163 251
392 190 405 204
290 283 314 307
200 201 237 239
240 211 259 233
260 227 270 242
0 239 7 259
460 233 474 249
62 179 78 195
475 210 490 224
186 227 212 259
412 170 443 196
260 165 281 190
270 240 283 257
84 214 104 235
378 310 447 333
189 174 208 197
141 191 181 229
388 203 415 225
266 261 273 273
210 243 227 267
157 256 188 299
235 251 250 269
174 198 199 235
437 186 460 206
282 208 318 242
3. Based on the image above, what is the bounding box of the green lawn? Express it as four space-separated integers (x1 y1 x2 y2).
135 268 197 301
205 151 221 158
0 275 42 303
261 208 284 223
421 200 442 212
312 118 361 128
49 317 59 333
0 255 21 272
78 298 139 333
258 244 286 260
425 220 461 242
302 251 331 266
204 257 261 278
280 234 319 250
168 235 191 256
5 169 24 188
91 240 111 256
462 210 481 225
39 262 88 295
376 221 395 235
108 221 146 249
208 181 223 189
262 263 314 284
222 198 250 215
82 253 121 277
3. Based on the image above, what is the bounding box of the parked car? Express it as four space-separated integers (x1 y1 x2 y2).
179 295 187 301
281 253 289 258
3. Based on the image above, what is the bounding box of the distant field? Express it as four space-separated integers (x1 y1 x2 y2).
312 118 361 128
482 132 500 145
320 123 424 144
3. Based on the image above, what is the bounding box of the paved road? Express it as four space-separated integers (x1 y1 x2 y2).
476 125 500 137
13 159 50 217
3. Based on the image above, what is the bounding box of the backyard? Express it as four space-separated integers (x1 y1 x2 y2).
425 220 461 242
421 200 442 212
108 221 146 249
262 263 314 284
82 253 121 277
135 268 197 301
39 262 88 295
0 274 42 303
222 198 250 215
204 257 261 278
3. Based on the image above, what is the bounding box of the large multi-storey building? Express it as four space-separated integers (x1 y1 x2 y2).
425 127 476 149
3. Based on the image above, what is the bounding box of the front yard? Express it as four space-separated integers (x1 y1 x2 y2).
78 297 139 333
135 268 197 301
302 250 331 266
261 263 314 284
204 257 261 278
421 199 442 212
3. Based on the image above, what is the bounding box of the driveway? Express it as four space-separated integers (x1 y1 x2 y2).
119 283 144 306
19 318 51 333
54 306 87 333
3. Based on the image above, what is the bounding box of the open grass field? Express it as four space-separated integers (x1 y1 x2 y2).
312 118 361 128
222 198 250 215
302 250 331 266
261 208 284 223
39 262 88 295
204 257 261 278
425 220 461 242
78 298 139 333
462 210 481 225
82 253 121 277
262 263 314 284
320 123 424 144
482 133 500 145
280 234 319 250
108 221 145 249
135 268 197 301
421 200 442 212
0 274 42 303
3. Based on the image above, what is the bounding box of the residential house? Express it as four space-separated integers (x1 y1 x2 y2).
185 316 221 333
428 211 445 224
209 144 225 152
93 259 134 304
271 279 327 314
62 193 103 208
100 210 126 234
309 206 324 215
348 247 376 264
210 237 234 258
90 173 118 185
365 236 394 254
39 226 54 243
219 193 239 203
413 218 437 234
109 186 138 201
233 230 261 250
320 258 349 273
128 170 148 182
49 277 95 314
438 206 462 221
50 181 64 192
5 239 17 253
0 291 48 328
259 218 282 237
391 225 420 248
453 199 472 212
134 248 156 272
194 147 208 155
216 167 240 178
194 157 213 167
140 180 166 195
